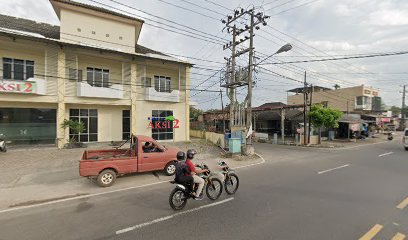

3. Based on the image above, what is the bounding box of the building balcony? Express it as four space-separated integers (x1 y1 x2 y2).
0 78 46 95
77 82 124 99
145 87 180 102
355 104 372 111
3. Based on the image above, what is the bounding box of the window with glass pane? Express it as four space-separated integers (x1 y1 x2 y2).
151 110 174 140
122 110 130 140
154 76 171 93
3 58 12 79
0 108 56 144
2 58 34 80
86 67 109 88
26 61 34 79
69 68 82 82
94 68 102 87
69 109 98 142
13 59 24 80
356 96 363 105
103 70 109 87
142 77 151 88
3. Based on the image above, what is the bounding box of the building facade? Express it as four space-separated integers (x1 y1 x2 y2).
0 0 191 147
287 85 381 113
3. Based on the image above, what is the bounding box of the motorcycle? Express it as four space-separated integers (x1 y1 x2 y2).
169 163 223 211
0 134 7 152
388 132 393 141
217 160 239 194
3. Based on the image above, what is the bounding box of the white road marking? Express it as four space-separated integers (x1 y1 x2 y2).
378 152 394 157
393 222 400 226
318 164 350 174
234 153 266 169
0 180 169 214
0 153 264 215
116 197 234 235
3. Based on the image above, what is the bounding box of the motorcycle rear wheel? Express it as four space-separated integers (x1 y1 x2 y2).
169 188 188 210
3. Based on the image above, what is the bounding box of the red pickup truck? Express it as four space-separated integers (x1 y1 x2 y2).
79 135 180 187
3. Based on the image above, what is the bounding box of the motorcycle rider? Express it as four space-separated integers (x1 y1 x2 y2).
185 149 208 200
174 151 194 193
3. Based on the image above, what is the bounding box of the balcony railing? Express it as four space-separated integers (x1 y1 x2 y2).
145 87 180 102
77 82 124 99
355 104 372 110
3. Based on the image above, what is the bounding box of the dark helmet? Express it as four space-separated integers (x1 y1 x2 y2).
186 149 197 159
176 151 186 161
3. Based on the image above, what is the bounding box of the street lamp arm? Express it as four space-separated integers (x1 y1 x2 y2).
255 43 292 66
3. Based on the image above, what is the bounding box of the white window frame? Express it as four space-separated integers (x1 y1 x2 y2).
2 57 34 80
86 67 109 88
154 75 171 93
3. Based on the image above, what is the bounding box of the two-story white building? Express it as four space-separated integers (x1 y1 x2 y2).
0 0 191 147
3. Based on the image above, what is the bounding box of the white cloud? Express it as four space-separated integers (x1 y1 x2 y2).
368 9 408 26
306 41 356 51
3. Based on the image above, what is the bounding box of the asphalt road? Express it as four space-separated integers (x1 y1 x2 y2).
1 139 408 240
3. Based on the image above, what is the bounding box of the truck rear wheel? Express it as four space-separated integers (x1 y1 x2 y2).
97 169 116 187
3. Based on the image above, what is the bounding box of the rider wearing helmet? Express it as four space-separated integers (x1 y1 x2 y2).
185 149 208 200
175 151 194 192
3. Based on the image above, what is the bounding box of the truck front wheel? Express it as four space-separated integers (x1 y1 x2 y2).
97 169 116 187
164 162 177 176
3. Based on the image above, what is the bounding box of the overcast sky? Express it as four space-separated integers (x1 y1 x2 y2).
1 0 407 110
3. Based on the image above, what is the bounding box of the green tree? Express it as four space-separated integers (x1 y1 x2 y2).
190 107 203 121
308 104 343 143
61 119 85 144
390 106 401 115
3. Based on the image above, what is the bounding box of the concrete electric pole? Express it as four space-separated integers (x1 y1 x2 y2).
221 7 270 154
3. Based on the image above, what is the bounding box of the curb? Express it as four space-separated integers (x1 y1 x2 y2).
0 153 265 214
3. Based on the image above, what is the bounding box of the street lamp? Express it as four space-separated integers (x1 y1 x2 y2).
256 43 292 66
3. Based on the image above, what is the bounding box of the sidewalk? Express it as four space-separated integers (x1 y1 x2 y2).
0 139 262 210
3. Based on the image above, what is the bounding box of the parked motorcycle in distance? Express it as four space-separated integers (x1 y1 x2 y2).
0 134 7 152
388 132 393 141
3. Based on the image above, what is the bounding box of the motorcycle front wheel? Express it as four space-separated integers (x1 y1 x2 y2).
206 178 223 200
169 188 188 211
225 173 239 195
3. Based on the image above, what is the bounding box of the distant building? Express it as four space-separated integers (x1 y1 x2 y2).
287 85 381 113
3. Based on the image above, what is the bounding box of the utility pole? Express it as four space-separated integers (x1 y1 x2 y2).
308 84 313 144
230 27 236 129
247 10 254 145
220 89 225 132
221 7 270 153
401 85 406 130
303 71 308 145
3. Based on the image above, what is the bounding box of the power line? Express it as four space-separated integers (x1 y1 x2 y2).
102 0 228 41
270 0 321 16
156 0 220 21
203 0 232 11
178 0 225 16
265 0 299 12
260 51 408 65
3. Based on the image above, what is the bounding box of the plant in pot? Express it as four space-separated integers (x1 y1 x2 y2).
61 119 86 148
